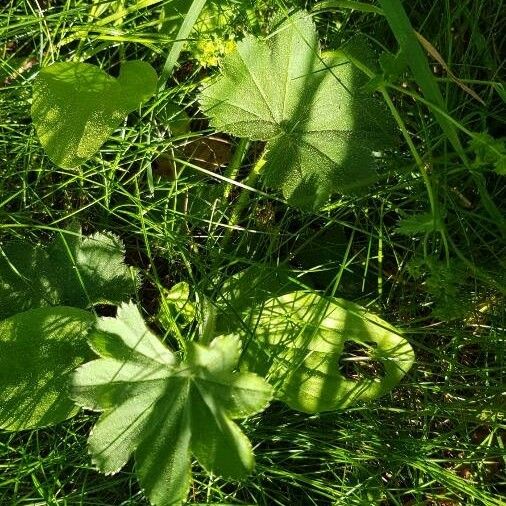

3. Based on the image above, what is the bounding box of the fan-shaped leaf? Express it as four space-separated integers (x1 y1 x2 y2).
73 303 273 506
199 11 394 209
32 60 157 167
0 226 138 319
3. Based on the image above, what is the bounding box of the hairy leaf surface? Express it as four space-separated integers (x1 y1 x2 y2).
236 291 414 413
32 60 157 167
73 303 272 506
199 11 394 209
0 226 138 319
0 307 94 430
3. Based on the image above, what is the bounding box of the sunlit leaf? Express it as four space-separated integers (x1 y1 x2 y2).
32 60 157 167
235 291 414 413
199 11 394 209
73 302 272 506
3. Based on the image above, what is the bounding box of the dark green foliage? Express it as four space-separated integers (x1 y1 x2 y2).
396 212 442 236
0 226 138 319
469 133 506 175
407 257 473 320
2 0 504 504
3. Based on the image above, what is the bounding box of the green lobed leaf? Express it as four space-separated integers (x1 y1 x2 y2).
396 212 442 236
72 302 273 506
234 291 414 413
199 11 394 209
31 60 157 168
0 225 138 319
0 306 94 431
469 132 506 175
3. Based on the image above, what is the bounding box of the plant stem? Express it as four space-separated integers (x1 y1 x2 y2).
133 178 187 349
378 0 467 161
338 45 450 263
222 138 250 200
381 89 450 264
198 296 217 346
221 153 266 249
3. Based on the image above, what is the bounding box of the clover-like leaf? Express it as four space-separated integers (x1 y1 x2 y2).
235 291 414 413
0 225 138 319
199 11 394 209
32 60 157 167
72 302 273 506
0 306 94 430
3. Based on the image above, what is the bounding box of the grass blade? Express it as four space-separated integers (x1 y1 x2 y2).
312 0 384 15
377 0 466 159
158 0 208 88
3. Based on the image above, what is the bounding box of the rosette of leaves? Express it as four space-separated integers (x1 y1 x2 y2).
199 11 395 209
73 303 273 506
0 226 138 430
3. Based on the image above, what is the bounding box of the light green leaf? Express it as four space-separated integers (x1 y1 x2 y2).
158 281 196 330
237 291 414 413
72 303 273 506
396 212 442 236
0 225 138 319
0 306 94 431
199 11 394 209
117 60 158 111
32 60 157 168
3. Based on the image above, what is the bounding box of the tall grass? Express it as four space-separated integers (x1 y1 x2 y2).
0 0 504 504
